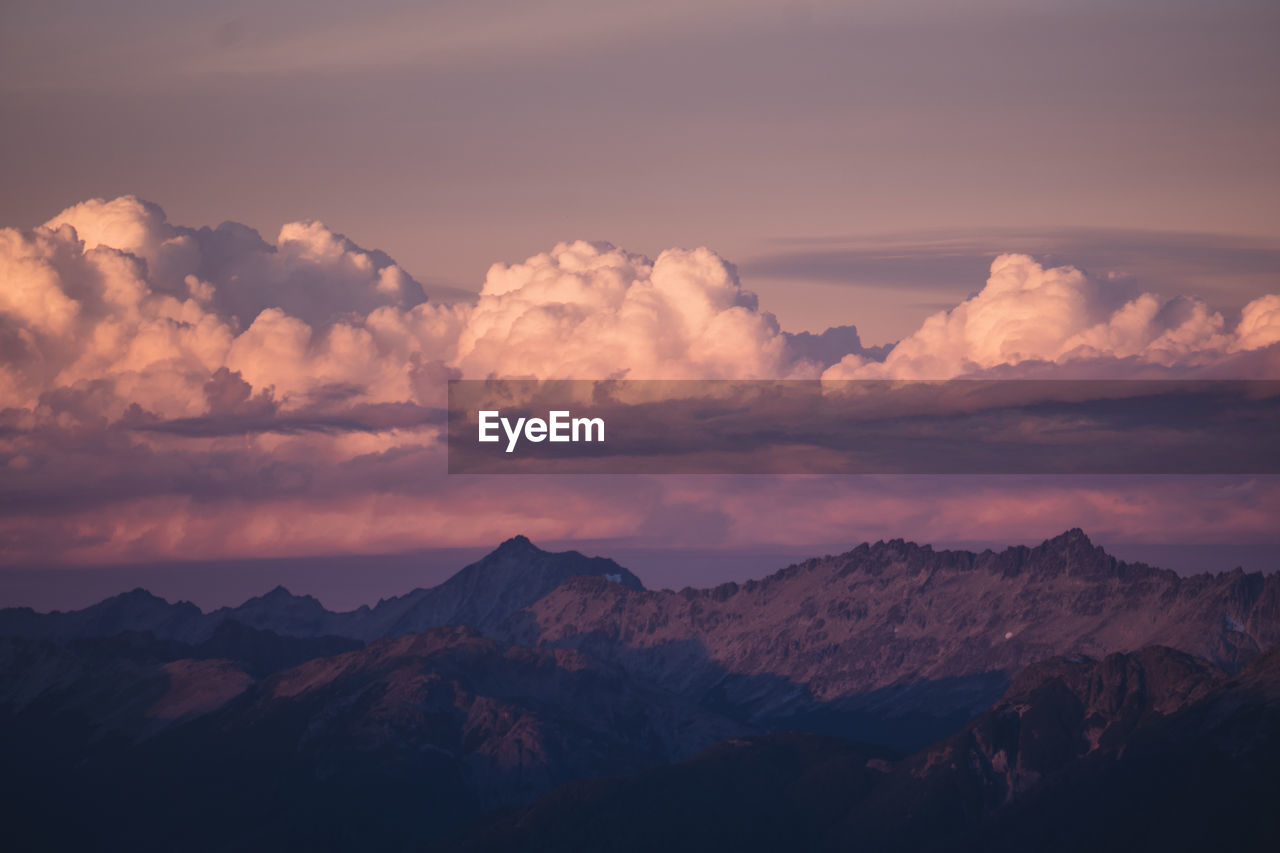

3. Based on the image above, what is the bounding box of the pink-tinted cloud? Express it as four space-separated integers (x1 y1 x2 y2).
2 197 1278 567
824 254 1280 379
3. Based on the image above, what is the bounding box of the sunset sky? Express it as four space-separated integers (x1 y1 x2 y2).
2 0 1278 608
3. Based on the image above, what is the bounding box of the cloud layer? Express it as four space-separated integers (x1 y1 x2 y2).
1 197 1278 566
6 197 1279 425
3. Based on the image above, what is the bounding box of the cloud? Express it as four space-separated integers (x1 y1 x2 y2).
2 199 842 427
1 196 450 421
1236 295 1280 353
822 254 1280 380
46 196 429 328
455 240 809 380
2 197 1279 567
12 198 1274 428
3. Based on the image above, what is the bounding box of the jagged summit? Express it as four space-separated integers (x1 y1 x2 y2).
366 534 644 639
497 534 536 551
1051 526 1093 545
807 529 1154 586
487 535 622 572
245 585 330 608
259 585 299 601
92 587 193 611
225 586 326 611
1033 527 1105 558
825 529 1098 570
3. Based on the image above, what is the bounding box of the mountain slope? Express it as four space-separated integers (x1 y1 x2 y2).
453 733 898 853
0 620 362 741
503 530 1278 745
0 625 742 852
451 645 1280 853
0 536 645 645
355 535 643 640
835 645 1280 852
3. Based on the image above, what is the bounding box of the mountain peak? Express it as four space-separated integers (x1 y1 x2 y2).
234 585 326 612
375 536 644 639
117 587 166 603
495 534 539 554
1048 528 1094 547
470 536 644 592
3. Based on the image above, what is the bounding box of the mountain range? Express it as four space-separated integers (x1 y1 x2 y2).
2 530 1276 850
4 529 1274 746
0 535 642 644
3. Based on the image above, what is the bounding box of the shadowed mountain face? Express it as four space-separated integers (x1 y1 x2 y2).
0 622 362 746
214 627 739 804
0 635 255 745
836 644 1280 852
453 646 1280 853
452 733 903 853
0 625 743 853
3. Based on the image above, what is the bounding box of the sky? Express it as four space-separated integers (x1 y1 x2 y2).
1 1 1279 608
4 0 1279 340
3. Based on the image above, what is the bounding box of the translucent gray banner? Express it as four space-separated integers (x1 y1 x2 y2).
447 380 1280 474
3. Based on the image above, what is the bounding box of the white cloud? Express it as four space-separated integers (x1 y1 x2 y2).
1 197 451 420
0 199 814 425
1234 294 1280 353
47 196 428 328
456 240 799 380
822 254 1279 380
3 199 1277 429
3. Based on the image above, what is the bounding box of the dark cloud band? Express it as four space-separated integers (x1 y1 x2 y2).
448 379 1280 474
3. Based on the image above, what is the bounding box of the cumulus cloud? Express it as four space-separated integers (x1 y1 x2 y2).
822 254 1280 379
1235 294 1280 353
456 240 805 380
1 196 448 421
46 196 428 328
